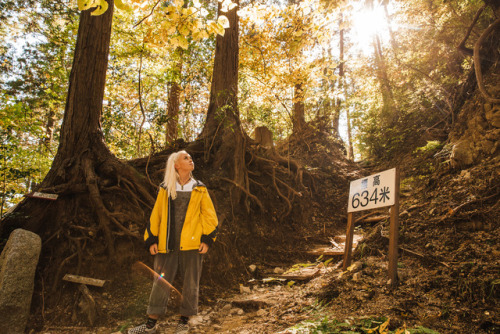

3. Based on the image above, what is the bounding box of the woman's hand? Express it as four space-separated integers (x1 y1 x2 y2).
199 242 209 254
149 243 158 255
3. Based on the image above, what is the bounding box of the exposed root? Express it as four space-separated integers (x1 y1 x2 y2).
473 17 500 103
219 177 264 211
270 168 292 216
83 157 115 258
51 252 77 294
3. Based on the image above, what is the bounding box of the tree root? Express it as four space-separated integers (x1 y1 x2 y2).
83 158 116 258
51 252 78 294
219 177 264 211
473 17 500 103
270 168 292 216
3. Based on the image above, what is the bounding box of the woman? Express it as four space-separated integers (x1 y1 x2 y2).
128 150 218 334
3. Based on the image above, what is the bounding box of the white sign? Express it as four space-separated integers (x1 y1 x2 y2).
348 168 396 213
29 192 59 200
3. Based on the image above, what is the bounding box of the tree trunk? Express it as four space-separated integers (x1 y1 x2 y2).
373 34 397 121
333 16 345 137
199 0 247 200
293 82 306 133
1 1 155 272
44 108 56 144
346 105 354 160
166 55 183 144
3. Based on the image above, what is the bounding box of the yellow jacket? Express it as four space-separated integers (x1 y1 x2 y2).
144 182 218 252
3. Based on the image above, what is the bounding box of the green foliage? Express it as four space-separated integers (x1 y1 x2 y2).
0 93 52 215
414 141 443 154
1 0 497 210
285 315 440 334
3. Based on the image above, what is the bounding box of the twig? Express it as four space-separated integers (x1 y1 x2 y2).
400 246 450 268
52 252 78 294
358 216 390 224
354 211 380 223
441 190 500 221
458 4 486 56
406 202 430 211
133 0 162 28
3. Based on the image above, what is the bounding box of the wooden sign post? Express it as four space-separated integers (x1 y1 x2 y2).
343 168 400 286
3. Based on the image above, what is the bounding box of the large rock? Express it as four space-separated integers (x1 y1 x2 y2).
451 139 475 168
0 229 42 333
485 105 500 128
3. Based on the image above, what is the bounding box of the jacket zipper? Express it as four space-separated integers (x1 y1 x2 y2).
166 196 171 252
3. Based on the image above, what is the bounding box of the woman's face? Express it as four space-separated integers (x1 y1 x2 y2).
175 152 194 173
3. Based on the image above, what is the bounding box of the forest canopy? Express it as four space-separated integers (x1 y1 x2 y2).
0 0 496 215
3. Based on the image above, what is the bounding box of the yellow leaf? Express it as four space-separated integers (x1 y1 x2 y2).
379 318 390 333
170 36 179 48
173 0 184 7
178 24 190 36
177 35 188 49
167 11 179 21
166 25 177 35
207 20 217 34
114 0 131 11
78 0 95 11
217 15 230 29
91 0 109 15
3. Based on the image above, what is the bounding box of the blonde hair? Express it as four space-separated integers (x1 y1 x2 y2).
163 150 190 199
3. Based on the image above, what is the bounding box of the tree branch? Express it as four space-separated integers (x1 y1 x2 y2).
473 17 500 103
458 4 486 56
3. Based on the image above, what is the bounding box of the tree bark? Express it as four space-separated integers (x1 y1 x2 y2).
293 82 306 133
199 0 246 201
373 34 397 122
166 53 183 144
333 15 345 137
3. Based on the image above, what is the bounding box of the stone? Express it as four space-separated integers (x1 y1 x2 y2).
188 315 204 326
240 285 251 294
459 170 471 179
479 140 495 155
256 309 267 317
273 267 284 274
0 229 42 334
451 139 474 167
347 261 363 273
485 106 500 128
230 307 244 315
249 264 257 273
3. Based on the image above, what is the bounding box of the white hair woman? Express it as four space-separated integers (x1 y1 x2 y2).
128 151 218 334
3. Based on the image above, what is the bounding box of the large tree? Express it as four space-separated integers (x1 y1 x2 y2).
199 0 248 202
0 0 155 289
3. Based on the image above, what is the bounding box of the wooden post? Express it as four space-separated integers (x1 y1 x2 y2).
342 212 355 271
387 168 400 285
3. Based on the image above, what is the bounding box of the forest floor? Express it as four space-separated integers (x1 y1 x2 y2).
34 149 500 334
